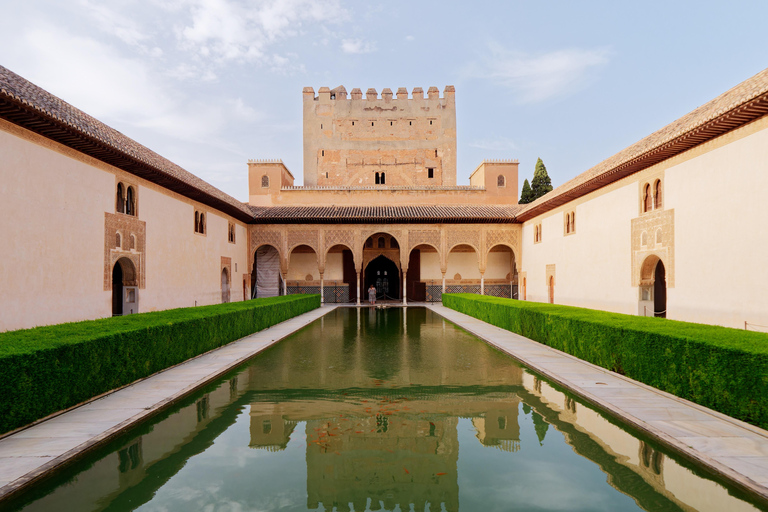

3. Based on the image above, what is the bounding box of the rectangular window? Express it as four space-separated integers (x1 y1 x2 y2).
428 168 434 179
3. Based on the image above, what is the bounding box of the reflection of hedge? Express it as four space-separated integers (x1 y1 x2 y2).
0 295 320 434
443 294 768 429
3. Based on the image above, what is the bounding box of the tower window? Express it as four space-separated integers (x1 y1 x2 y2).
497 175 506 187
321 150 324 156
352 121 355 126
371 122 374 126
261 175 270 188
409 121 412 126
429 120 433 125
194 211 206 234
390 121 393 126
375 172 380 185
435 149 438 157
320 124 323 129
428 168 434 179
380 172 386 185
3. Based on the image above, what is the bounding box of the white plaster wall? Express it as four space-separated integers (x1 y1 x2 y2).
0 127 112 331
665 123 768 328
324 253 344 280
287 252 319 281
0 124 250 331
419 251 442 280
140 186 248 310
446 251 481 279
485 252 512 280
521 182 637 313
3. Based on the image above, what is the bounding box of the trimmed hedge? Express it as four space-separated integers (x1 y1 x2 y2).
443 294 768 429
0 295 320 434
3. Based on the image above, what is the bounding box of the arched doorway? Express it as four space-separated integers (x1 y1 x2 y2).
112 257 138 316
325 244 356 303
252 245 281 298
221 268 230 303
654 261 667 318
365 255 400 300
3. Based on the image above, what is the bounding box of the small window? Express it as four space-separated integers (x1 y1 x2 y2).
194 211 200 233
571 212 575 231
566 214 571 234
366 238 373 248
534 224 542 243
497 175 505 187
330 94 335 100
200 213 205 234
261 175 270 188
654 179 662 209
195 211 206 234
371 122 374 126
320 124 323 129
429 120 433 125
116 232 122 249
390 121 393 126
643 183 652 212
409 121 412 126
380 172 386 184
228 222 235 243
321 150 324 157
352 121 355 126
378 237 385 248
375 172 380 185
129 234 135 250
126 186 135 216
435 149 438 157
428 168 434 179
116 183 125 213
325 172 329 178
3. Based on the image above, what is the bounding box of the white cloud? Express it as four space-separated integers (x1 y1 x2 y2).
473 44 612 103
405 35 415 41
469 136 518 151
341 38 376 54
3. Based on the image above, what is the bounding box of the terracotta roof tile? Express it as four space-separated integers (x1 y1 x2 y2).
249 205 521 224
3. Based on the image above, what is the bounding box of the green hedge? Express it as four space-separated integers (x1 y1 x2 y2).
0 295 320 434
443 294 768 429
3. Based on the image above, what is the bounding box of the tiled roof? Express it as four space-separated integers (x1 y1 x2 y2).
249 205 521 224
0 65 254 222
516 67 768 221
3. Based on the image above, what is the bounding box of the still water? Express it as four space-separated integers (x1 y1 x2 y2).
6 308 763 512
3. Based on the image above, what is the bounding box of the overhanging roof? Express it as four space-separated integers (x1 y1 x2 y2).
249 205 520 224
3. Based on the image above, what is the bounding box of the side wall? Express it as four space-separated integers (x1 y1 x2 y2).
520 116 768 329
0 120 249 332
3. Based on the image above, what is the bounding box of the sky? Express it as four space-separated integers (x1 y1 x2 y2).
1 0 767 202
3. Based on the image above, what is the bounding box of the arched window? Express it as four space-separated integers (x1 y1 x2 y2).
375 172 380 185
129 234 135 250
200 213 206 234
571 212 575 231
261 175 269 188
497 175 505 187
378 237 385 248
390 237 399 249
643 183 652 212
566 214 571 233
116 232 122 249
195 211 200 233
116 183 125 213
366 238 373 248
228 222 235 243
654 180 662 209
380 172 386 185
126 187 135 216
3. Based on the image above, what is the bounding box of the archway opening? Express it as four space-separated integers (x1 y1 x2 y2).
252 245 281 298
365 255 400 300
221 267 230 303
326 244 355 303
485 244 516 298
287 244 319 294
446 244 480 294
407 244 440 302
112 257 137 316
654 261 667 318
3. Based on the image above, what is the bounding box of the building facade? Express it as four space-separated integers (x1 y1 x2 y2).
1 65 767 332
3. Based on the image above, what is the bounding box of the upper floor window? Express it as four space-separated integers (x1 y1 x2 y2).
654 179 662 209
643 183 652 212
428 168 434 179
497 175 506 187
534 224 542 243
565 211 576 234
194 211 206 235
380 172 386 185
228 222 236 243
116 182 137 216
378 237 385 249
390 237 399 249
261 175 269 188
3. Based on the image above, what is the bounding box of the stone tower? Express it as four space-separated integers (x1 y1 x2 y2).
302 86 457 187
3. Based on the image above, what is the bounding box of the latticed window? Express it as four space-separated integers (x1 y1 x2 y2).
654 180 662 209
261 175 269 188
497 175 505 187
643 183 652 212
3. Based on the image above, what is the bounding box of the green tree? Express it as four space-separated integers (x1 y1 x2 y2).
530 158 553 200
519 179 533 204
531 411 549 446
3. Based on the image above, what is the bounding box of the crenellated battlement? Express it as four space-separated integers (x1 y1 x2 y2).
304 85 455 101
481 159 520 164
248 159 284 164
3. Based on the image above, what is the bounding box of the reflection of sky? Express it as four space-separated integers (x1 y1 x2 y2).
457 411 638 512
135 411 309 512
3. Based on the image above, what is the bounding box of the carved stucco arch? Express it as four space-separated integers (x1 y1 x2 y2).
639 253 668 285
363 251 401 274
323 242 356 274
287 244 321 274
485 243 519 276
253 243 286 274
446 242 481 273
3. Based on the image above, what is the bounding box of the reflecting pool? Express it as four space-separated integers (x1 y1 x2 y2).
6 308 763 511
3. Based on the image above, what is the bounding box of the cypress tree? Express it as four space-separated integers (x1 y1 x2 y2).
519 179 533 204
530 158 553 200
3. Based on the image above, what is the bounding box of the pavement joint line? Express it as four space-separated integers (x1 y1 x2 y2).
0 305 338 503
426 304 768 503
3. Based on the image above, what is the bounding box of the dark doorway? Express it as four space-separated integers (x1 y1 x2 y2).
406 249 425 302
112 262 123 316
654 261 667 318
365 255 400 300
342 249 357 302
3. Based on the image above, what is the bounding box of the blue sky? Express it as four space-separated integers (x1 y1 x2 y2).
1 0 766 201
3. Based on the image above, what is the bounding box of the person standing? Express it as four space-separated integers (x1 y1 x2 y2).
368 284 376 305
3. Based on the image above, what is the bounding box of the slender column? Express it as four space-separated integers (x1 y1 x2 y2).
320 272 324 304
282 274 288 295
480 272 485 295
356 271 361 306
402 274 407 305
441 272 446 293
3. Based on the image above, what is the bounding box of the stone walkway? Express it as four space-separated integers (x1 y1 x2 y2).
0 305 337 501
426 304 768 503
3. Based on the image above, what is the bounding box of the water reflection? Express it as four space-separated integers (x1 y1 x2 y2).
9 308 762 512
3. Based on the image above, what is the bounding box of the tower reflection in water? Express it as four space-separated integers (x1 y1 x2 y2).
9 308 763 512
